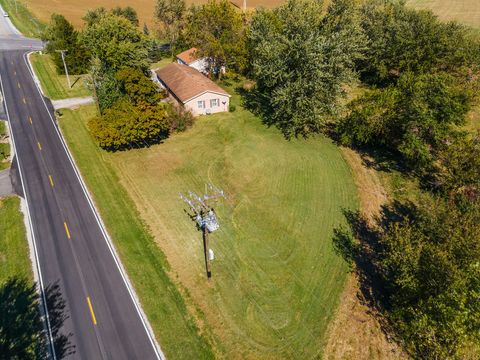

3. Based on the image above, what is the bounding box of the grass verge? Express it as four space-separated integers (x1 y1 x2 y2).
29 53 90 100
0 121 9 170
0 0 45 38
0 143 10 170
0 196 31 283
57 105 214 359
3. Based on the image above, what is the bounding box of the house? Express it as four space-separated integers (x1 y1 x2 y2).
176 47 208 74
156 63 231 116
176 47 225 75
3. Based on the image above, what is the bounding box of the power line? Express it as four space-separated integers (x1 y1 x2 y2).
180 183 226 279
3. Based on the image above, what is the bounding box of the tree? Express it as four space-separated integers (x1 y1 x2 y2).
111 6 139 26
436 136 480 202
248 0 366 138
88 67 170 149
338 72 474 172
88 99 168 149
185 0 247 76
358 0 480 85
336 198 480 359
42 14 89 74
0 278 46 359
154 0 186 52
82 7 107 27
378 200 480 358
82 12 150 72
83 6 139 27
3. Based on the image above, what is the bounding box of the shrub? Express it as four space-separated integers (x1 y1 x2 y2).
166 106 194 133
228 104 236 112
0 143 10 161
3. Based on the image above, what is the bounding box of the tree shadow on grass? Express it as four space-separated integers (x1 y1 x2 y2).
332 201 415 337
0 278 75 359
235 85 279 130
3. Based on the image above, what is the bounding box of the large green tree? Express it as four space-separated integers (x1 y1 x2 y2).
358 0 480 85
88 67 170 149
42 14 89 74
185 0 247 76
338 71 475 172
82 12 150 72
154 0 186 52
248 0 366 138
436 136 480 202
83 7 139 27
379 200 480 358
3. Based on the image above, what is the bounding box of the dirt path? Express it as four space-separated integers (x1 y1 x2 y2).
322 148 406 360
51 96 94 110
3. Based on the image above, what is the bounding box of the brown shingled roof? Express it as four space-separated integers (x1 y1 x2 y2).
156 63 230 103
176 47 200 65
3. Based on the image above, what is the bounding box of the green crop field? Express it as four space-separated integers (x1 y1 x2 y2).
407 0 480 28
58 79 358 358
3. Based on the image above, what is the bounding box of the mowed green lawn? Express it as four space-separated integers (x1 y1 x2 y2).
29 53 90 100
407 0 480 28
0 197 32 283
58 81 358 358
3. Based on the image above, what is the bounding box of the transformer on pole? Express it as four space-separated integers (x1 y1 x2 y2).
180 183 226 279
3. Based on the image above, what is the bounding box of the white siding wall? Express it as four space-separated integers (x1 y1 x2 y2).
189 58 209 74
184 92 230 116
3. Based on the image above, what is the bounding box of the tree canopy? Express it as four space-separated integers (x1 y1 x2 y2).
185 0 247 76
248 0 366 138
154 0 186 52
82 12 150 72
357 0 480 85
88 67 170 150
338 71 474 172
370 199 480 359
42 14 89 74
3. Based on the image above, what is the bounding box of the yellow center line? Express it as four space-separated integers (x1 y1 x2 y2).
87 297 97 325
63 222 71 239
22 98 26 104
49 175 54 188
29 116 32 124
37 142 42 151
17 82 20 88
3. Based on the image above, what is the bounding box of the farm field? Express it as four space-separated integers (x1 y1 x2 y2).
407 0 480 28
15 0 285 30
58 81 358 358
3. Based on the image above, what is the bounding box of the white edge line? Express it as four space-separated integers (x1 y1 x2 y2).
0 69 57 360
23 52 165 360
0 4 22 36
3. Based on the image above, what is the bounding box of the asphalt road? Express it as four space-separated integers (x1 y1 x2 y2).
0 10 162 360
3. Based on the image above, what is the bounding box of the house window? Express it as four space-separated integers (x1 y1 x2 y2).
197 100 205 109
210 98 219 107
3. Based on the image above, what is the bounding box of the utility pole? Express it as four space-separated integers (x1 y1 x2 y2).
243 0 246 11
55 50 71 89
180 184 226 279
